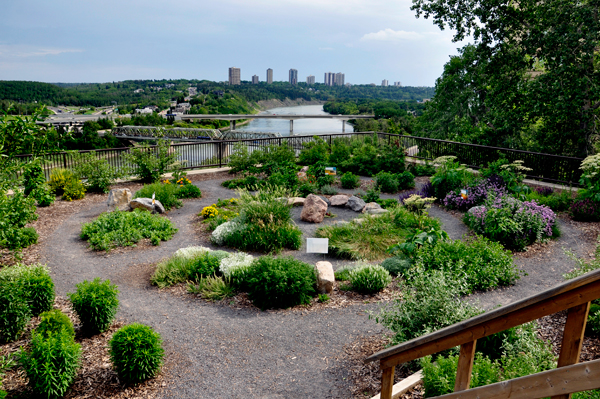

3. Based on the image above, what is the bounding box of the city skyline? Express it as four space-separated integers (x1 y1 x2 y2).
0 0 469 85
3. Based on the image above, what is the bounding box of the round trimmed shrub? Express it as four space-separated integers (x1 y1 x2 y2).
0 263 54 317
349 264 392 294
21 329 81 398
68 278 119 335
246 256 317 310
0 282 30 343
375 172 399 193
176 184 202 199
36 309 75 339
109 323 164 384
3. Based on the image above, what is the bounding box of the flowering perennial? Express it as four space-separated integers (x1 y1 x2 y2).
219 252 254 276
443 178 507 211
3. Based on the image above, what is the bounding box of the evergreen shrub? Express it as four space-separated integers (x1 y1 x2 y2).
348 264 392 294
36 309 75 339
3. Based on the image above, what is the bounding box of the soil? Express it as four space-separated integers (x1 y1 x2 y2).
2 173 599 399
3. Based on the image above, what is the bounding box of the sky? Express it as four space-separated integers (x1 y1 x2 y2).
0 0 469 86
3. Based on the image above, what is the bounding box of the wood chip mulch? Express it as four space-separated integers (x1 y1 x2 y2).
0 297 170 399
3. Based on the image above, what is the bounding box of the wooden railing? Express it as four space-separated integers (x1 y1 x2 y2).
365 268 600 399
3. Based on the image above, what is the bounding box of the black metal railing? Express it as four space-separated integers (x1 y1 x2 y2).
13 132 584 185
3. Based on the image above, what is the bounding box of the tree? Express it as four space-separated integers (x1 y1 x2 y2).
412 0 600 156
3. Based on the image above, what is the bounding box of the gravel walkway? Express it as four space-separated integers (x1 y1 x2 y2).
40 175 597 398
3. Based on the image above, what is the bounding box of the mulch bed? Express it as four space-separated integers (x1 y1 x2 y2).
0 297 170 399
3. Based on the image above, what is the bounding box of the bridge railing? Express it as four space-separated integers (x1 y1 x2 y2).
13 132 584 185
366 268 600 399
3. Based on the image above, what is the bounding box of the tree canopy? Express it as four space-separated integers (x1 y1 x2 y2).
413 0 600 157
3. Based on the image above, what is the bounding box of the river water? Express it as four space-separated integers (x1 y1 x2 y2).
235 104 353 136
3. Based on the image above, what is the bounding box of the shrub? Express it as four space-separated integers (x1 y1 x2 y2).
396 171 416 190
21 329 81 399
124 140 177 183
375 172 399 193
363 187 381 203
72 152 124 193
219 252 253 276
376 142 406 174
246 256 316 310
175 183 202 199
480 159 531 193
334 265 356 281
36 309 75 339
134 182 182 211
30 184 55 207
464 195 557 251
188 252 222 280
329 141 351 168
152 254 196 288
523 189 573 212
49 168 75 196
68 278 119 335
0 263 55 316
81 209 178 251
414 236 521 293
62 177 86 201
375 269 481 345
109 323 164 384
0 189 38 251
421 353 501 397
407 161 436 177
430 156 475 199
348 264 392 294
344 143 380 176
380 256 412 276
298 182 318 197
377 198 399 209
320 184 338 195
0 282 30 343
340 172 360 189
571 198 600 221
299 137 329 166
23 160 46 196
188 275 236 300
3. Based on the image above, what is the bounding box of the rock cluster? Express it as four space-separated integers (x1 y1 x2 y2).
106 188 165 214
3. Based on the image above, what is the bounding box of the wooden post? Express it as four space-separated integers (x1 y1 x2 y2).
454 340 477 392
551 302 591 399
380 365 395 399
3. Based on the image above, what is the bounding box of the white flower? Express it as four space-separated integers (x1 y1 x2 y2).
219 252 254 276
173 246 211 259
211 220 245 246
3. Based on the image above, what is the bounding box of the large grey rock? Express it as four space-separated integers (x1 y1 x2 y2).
129 198 166 214
315 261 334 294
300 194 328 223
318 195 331 207
107 188 132 211
330 195 349 207
362 202 382 213
288 197 305 207
346 195 366 212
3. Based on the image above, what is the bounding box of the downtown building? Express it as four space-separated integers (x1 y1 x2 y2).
228 67 241 85
289 69 298 85
266 68 273 84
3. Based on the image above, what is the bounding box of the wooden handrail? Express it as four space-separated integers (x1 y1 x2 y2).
366 268 600 399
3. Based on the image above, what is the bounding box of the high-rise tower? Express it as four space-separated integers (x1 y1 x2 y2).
228 67 241 85
266 68 273 84
289 69 298 85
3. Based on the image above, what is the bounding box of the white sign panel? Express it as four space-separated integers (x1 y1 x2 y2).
306 238 329 254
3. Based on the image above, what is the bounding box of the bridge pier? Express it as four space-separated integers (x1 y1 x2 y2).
290 120 294 135
230 120 237 131
342 120 346 133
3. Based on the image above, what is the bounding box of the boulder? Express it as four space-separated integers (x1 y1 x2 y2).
346 195 366 212
366 208 389 215
362 202 382 213
330 195 349 207
300 194 328 223
300 165 309 172
107 188 132 211
318 195 331 207
315 261 334 294
288 197 306 207
129 198 166 214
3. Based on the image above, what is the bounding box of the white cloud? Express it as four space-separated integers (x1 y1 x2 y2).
0 44 83 58
360 29 422 42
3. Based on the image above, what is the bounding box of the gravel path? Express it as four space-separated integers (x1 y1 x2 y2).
40 175 596 398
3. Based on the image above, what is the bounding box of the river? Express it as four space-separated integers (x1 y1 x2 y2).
235 104 353 136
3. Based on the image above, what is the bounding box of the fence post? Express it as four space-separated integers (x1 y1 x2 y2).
381 365 395 399
454 340 477 392
62 152 68 169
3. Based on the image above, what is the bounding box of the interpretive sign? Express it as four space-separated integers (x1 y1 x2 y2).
306 238 329 254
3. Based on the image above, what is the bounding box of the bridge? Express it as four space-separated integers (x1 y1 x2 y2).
180 114 375 134
111 125 281 141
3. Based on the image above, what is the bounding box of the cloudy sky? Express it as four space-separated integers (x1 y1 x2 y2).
0 0 468 86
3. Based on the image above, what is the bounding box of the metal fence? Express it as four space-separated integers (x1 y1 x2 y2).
14 132 585 185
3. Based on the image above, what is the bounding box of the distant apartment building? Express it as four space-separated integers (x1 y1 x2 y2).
382 79 389 87
306 75 315 85
228 67 241 85
266 68 273 84
324 72 345 86
252 75 259 84
289 69 298 85
394 81 402 87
